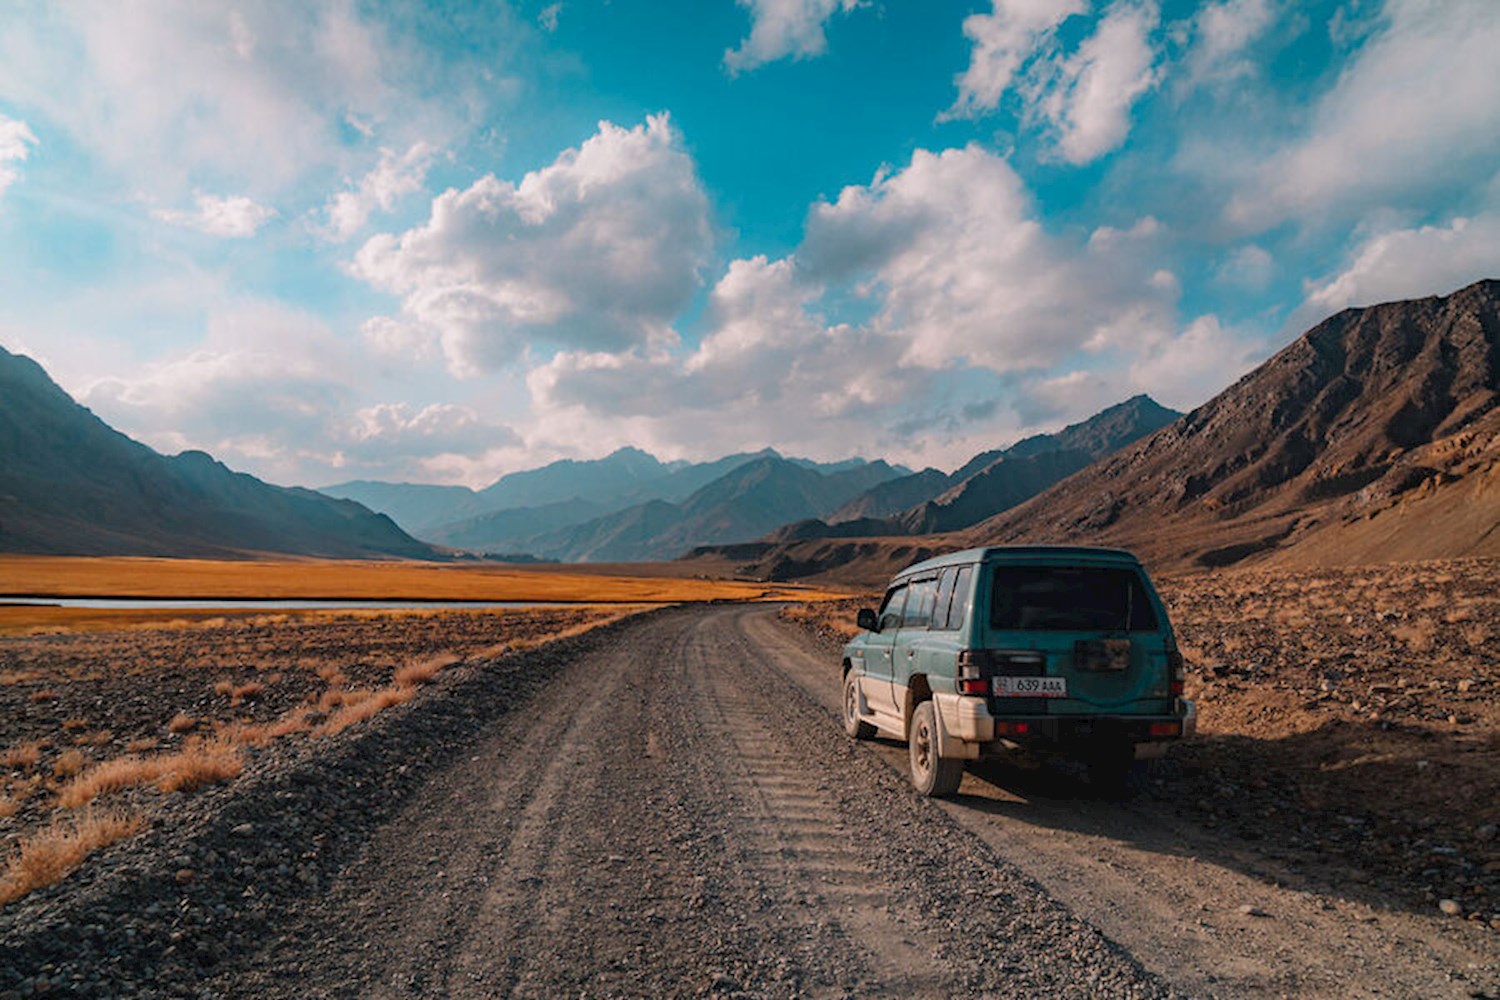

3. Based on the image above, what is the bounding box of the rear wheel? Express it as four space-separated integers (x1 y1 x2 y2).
908 701 963 797
842 669 876 740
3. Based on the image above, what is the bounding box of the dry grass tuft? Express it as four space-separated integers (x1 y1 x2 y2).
156 740 244 793
392 653 459 687
315 686 415 736
166 713 196 734
29 690 59 704
56 739 245 807
61 718 89 732
213 680 235 697
0 797 18 819
228 682 264 706
0 809 144 906
0 670 43 686
224 715 306 746
2 742 43 770
124 738 158 753
52 749 87 779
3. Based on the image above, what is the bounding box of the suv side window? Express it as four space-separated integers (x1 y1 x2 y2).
902 576 939 629
878 584 908 633
931 569 956 630
945 565 973 629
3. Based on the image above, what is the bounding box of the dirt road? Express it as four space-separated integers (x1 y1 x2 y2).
187 603 1494 999
0 601 1423 999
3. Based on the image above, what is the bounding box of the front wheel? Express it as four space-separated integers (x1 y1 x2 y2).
908 701 963 797
842 670 876 740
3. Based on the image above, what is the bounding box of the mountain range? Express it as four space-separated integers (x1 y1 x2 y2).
324 397 1176 563
0 347 436 560
6 280 1495 574
711 279 1500 584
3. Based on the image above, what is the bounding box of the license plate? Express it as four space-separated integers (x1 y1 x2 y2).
992 676 1067 698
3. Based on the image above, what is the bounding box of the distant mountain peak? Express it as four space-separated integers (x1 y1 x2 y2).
0 350 436 559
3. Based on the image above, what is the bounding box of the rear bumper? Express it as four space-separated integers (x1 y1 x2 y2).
935 692 1195 757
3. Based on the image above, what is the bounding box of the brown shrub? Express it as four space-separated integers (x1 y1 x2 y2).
61 718 89 732
0 809 144 906
167 713 196 734
29 690 59 704
213 680 235 697
0 797 18 819
124 738 158 753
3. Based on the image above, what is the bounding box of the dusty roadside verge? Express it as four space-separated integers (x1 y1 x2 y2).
0 609 657 996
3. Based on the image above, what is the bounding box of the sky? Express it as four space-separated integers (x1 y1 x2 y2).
1 0 1498 489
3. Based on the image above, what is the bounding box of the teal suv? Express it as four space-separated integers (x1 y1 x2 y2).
841 546 1195 796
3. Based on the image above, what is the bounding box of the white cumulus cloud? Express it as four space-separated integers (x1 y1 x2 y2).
1302 214 1500 317
1227 0 1500 229
154 193 277 237
1024 0 1162 164
525 142 1223 468
319 142 437 242
946 0 1162 165
800 143 1176 372
0 2 445 199
944 0 1085 120
1178 0 1275 90
0 114 38 202
724 0 860 73
351 115 713 375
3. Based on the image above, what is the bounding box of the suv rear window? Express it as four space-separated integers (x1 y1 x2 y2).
988 565 1159 632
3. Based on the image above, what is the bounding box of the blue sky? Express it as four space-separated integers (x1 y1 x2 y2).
2 0 1498 488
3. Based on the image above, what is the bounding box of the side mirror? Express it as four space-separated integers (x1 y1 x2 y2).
856 608 879 632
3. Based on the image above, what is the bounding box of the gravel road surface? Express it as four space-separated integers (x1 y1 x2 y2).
4 604 1495 998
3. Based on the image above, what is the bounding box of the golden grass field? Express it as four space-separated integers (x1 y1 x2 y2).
0 555 853 637
0 555 847 604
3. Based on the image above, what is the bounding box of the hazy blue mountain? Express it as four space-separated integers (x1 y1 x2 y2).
523 455 908 562
0 347 436 559
319 480 482 535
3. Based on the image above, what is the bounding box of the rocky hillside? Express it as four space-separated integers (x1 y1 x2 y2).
967 279 1500 570
0 347 437 559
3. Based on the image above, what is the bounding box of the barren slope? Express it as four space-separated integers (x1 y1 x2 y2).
964 279 1500 570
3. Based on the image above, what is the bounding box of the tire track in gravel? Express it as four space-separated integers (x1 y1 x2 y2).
215 605 1175 999
682 614 956 998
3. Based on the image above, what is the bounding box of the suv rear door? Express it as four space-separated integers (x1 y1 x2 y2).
981 561 1172 717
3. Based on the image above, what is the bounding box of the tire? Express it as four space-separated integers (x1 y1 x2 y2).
908 701 963 797
842 669 876 740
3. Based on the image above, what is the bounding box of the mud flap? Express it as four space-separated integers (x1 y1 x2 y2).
931 694 980 761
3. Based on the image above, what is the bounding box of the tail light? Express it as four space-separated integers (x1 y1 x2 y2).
994 721 1030 736
1148 720 1181 738
957 649 990 696
1167 648 1185 697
